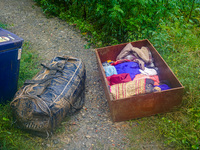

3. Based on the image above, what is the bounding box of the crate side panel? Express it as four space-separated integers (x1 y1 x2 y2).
95 50 115 119
146 41 183 88
96 44 126 63
111 88 184 122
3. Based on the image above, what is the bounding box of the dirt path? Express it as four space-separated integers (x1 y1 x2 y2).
0 1 166 150
0 0 133 149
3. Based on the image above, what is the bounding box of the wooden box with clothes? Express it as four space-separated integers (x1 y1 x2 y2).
95 39 184 122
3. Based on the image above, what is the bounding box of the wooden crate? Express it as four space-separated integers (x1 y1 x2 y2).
95 39 184 122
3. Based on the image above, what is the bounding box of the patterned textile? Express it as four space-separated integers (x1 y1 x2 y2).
110 79 145 99
110 79 154 99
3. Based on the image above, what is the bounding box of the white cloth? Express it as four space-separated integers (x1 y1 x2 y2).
139 67 157 76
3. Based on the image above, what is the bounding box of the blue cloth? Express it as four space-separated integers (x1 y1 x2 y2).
103 66 117 77
114 62 140 80
158 84 171 91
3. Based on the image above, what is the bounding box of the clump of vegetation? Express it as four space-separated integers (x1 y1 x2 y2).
34 0 199 47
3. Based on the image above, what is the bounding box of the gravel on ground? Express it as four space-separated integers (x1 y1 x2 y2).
0 1 164 150
0 0 132 149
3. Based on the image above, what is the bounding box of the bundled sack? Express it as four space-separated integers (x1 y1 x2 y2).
10 56 86 136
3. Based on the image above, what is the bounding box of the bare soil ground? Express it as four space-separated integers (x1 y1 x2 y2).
0 1 164 149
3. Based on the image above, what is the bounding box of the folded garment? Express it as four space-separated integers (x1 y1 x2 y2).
103 66 117 77
114 62 140 80
139 67 157 76
106 73 132 86
116 43 153 64
133 59 145 70
134 74 160 86
110 79 154 99
111 58 145 70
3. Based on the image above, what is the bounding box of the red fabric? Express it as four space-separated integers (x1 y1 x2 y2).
133 74 160 86
110 59 131 66
107 73 132 86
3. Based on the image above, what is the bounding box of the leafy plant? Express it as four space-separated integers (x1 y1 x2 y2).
33 0 199 47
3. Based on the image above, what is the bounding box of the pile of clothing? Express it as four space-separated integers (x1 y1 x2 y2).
102 43 171 99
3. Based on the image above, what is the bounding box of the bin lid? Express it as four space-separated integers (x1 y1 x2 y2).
0 28 23 52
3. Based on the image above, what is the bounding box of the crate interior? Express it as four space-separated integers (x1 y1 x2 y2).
96 39 183 90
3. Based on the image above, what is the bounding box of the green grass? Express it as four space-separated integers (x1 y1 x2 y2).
18 42 41 87
0 22 7 28
128 20 200 150
0 41 44 150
